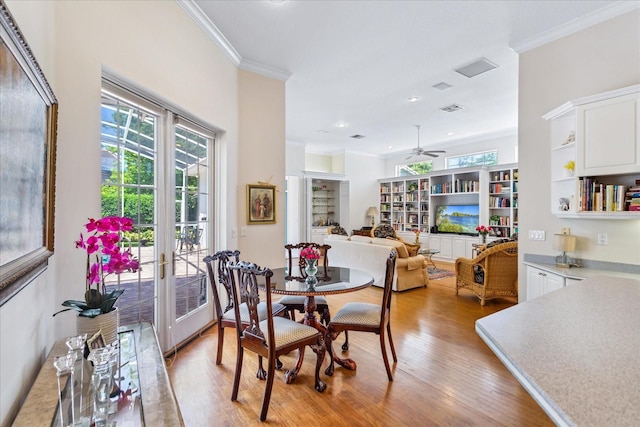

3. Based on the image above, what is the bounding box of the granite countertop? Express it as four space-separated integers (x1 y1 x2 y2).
476 276 640 427
523 261 640 280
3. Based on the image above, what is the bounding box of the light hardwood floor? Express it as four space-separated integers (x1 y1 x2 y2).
167 262 553 426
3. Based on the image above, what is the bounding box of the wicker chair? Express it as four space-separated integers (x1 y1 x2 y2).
455 241 518 306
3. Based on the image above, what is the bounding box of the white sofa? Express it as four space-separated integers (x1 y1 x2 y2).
324 234 428 291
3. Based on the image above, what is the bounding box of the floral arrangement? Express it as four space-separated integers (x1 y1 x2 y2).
564 160 575 172
475 225 492 236
412 228 421 243
300 246 320 260
55 216 140 318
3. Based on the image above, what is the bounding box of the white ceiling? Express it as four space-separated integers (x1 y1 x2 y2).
185 0 635 157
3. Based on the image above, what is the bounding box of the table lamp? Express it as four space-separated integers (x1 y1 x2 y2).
367 206 379 227
553 232 576 268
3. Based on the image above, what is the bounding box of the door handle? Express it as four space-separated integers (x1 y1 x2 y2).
160 253 169 279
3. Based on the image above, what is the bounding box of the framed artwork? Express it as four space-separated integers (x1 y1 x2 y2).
0 1 58 306
247 184 276 224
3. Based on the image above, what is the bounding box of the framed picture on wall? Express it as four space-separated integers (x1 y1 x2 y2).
247 184 276 224
0 2 58 306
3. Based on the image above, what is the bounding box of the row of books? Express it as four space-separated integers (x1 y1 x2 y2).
628 185 640 211
577 178 639 212
489 196 511 208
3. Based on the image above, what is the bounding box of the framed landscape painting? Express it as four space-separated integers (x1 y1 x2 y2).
247 184 276 224
0 2 58 305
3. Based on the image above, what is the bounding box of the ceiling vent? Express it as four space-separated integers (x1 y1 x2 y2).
432 82 452 91
454 57 498 78
440 104 465 113
350 134 366 139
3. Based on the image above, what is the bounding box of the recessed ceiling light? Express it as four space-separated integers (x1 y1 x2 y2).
388 146 393 150
335 122 347 128
408 96 420 103
447 132 454 136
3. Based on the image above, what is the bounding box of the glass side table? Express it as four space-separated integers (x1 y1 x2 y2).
418 248 440 269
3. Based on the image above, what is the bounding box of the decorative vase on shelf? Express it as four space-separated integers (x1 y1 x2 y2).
480 234 487 244
305 258 318 290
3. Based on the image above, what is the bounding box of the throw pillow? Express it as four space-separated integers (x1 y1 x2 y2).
372 237 409 258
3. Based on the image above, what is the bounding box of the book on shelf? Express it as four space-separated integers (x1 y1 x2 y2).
578 177 627 212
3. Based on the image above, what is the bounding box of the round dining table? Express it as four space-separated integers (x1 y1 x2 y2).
266 266 374 380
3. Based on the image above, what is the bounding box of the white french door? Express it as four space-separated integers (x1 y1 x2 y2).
100 81 214 352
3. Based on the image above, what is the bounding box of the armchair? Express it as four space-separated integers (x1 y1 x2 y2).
455 241 518 305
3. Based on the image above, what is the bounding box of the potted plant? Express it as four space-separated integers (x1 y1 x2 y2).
54 216 140 343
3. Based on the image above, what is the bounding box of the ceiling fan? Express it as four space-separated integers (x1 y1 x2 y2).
405 125 446 159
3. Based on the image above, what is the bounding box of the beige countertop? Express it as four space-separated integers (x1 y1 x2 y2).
524 261 640 280
476 276 640 427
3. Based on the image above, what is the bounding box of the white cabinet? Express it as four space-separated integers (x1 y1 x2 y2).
576 92 640 176
526 265 565 300
428 235 477 261
544 84 640 219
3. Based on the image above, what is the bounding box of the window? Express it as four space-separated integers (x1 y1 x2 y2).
446 150 497 169
396 160 433 176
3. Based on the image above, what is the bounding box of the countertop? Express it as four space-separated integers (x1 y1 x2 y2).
523 261 640 280
476 276 640 427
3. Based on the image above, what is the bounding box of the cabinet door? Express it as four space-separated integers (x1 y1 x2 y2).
526 266 565 300
545 272 564 294
526 267 546 300
577 94 639 176
439 237 453 259
452 237 467 260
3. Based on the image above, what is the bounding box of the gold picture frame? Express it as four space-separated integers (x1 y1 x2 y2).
0 1 58 306
247 184 276 224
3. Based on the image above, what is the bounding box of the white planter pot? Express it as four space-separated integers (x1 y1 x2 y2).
76 307 119 345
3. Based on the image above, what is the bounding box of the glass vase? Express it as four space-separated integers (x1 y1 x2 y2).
305 258 318 290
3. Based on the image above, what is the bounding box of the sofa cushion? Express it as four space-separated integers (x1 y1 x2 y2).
349 235 372 243
371 237 409 258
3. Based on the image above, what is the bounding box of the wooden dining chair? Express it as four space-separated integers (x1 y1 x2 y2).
203 250 286 372
326 251 398 381
227 260 326 421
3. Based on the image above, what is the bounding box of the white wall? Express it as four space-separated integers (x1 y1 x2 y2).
518 9 640 298
345 152 386 230
1 1 284 425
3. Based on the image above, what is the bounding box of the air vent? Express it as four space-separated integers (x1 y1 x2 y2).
440 104 465 113
454 58 498 78
432 82 452 91
350 134 366 139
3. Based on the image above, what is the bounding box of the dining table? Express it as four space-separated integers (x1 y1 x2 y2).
263 266 374 382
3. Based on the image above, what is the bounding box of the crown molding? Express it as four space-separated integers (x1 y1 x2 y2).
511 1 639 53
177 1 290 81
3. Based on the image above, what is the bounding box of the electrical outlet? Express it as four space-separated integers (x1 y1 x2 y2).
561 227 570 235
231 228 237 238
597 233 608 245
240 227 247 237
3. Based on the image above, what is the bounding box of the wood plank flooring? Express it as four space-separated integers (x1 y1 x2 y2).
166 262 553 426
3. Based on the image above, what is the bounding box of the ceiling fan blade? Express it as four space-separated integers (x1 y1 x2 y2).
424 152 439 158
405 154 414 160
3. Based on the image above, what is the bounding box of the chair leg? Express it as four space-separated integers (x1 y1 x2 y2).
324 327 336 376
276 357 283 370
379 330 393 381
215 324 225 365
231 347 243 401
259 356 277 421
256 356 267 380
387 322 397 362
313 343 327 392
341 331 349 351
